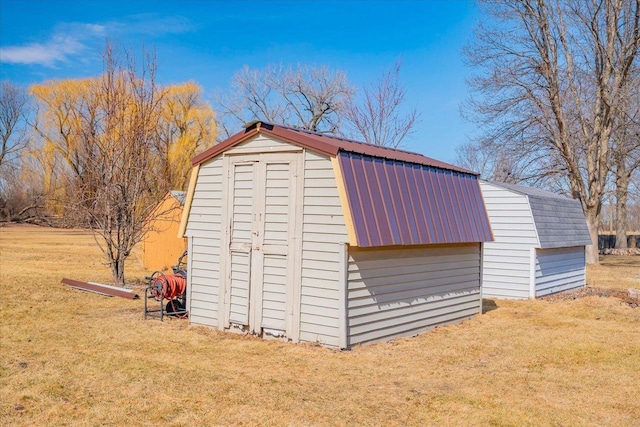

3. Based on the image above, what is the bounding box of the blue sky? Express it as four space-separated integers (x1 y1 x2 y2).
0 0 479 163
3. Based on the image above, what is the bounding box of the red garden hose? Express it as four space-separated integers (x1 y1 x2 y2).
150 273 186 300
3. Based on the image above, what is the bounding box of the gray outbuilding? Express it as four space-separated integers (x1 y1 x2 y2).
179 121 494 348
479 181 592 299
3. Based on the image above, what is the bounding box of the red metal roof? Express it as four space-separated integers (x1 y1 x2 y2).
190 121 492 246
338 152 493 246
193 122 475 173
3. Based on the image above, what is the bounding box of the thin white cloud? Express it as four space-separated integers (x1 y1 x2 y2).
0 35 85 67
83 24 106 34
0 15 195 68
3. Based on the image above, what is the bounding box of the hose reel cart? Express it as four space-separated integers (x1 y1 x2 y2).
144 251 188 320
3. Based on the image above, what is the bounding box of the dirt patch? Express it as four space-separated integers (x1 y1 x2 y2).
541 286 639 308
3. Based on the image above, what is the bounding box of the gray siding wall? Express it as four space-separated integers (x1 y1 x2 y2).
184 135 487 347
184 155 224 327
184 136 348 346
346 244 481 347
299 150 348 347
480 182 538 299
535 246 585 296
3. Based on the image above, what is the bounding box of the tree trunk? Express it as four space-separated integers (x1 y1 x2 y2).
615 170 629 249
585 207 600 265
110 257 126 287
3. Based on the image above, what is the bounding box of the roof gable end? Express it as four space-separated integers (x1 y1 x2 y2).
484 181 592 248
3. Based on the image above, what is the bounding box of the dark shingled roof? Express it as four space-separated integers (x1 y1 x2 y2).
486 181 592 248
170 190 186 206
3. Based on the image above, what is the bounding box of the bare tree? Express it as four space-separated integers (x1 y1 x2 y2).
345 61 419 148
0 159 46 224
455 140 524 182
31 43 172 286
627 170 640 232
214 64 354 138
83 44 167 285
0 80 44 226
214 65 284 138
0 81 30 173
465 0 640 264
611 72 640 248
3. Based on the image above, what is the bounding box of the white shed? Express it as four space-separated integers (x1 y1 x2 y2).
179 122 494 348
479 181 592 299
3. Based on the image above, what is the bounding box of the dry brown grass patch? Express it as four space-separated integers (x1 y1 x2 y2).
587 255 640 291
1 224 639 426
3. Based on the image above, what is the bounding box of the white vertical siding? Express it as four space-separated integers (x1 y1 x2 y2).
263 163 291 245
480 181 538 299
261 254 287 330
185 156 224 327
228 251 250 324
230 163 254 242
346 244 481 347
299 150 348 348
535 246 585 296
185 135 346 345
258 160 293 332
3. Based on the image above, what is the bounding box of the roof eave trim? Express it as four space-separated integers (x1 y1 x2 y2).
262 126 340 158
194 121 478 175
192 127 260 166
192 124 342 166
537 240 594 249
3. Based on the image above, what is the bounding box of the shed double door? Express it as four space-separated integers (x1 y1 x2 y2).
225 153 299 336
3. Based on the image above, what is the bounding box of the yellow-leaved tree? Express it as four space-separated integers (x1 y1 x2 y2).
31 80 216 212
30 77 99 216
156 82 216 191
28 43 217 286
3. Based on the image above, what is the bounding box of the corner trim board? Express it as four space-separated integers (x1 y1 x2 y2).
330 156 359 247
178 164 200 238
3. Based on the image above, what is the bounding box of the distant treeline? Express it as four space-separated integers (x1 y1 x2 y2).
598 234 640 250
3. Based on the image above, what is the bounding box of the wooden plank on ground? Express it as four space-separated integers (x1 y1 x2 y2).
61 278 139 300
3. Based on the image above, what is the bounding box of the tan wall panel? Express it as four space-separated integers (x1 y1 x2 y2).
142 195 188 271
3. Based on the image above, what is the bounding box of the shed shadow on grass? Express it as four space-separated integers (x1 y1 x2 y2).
482 298 498 314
